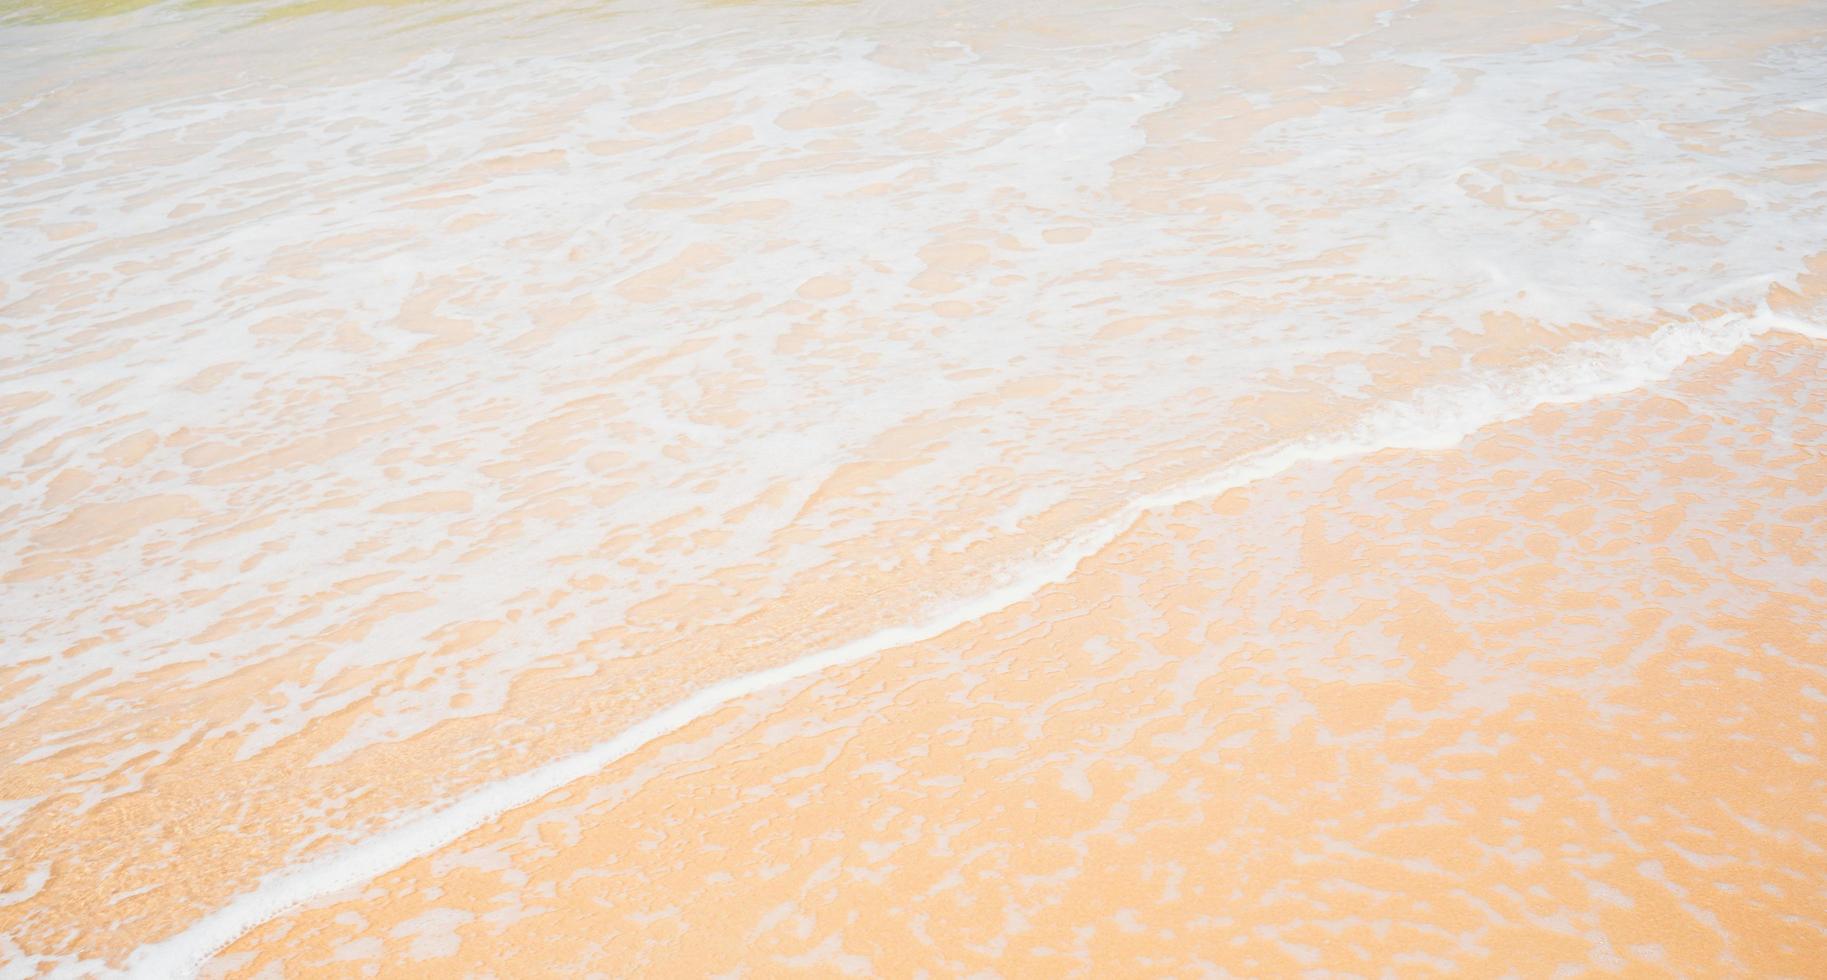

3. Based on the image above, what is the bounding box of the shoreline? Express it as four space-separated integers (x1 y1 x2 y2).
92 307 1827 980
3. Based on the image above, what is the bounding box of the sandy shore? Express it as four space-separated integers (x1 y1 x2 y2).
2 0 1826 974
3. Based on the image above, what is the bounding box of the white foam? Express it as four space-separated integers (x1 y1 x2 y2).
1765 311 1827 341
6 0 1824 773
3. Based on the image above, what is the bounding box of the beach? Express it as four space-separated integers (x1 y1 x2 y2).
1 0 1825 974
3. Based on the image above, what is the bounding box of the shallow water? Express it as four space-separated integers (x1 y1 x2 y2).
1 0 1825 974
